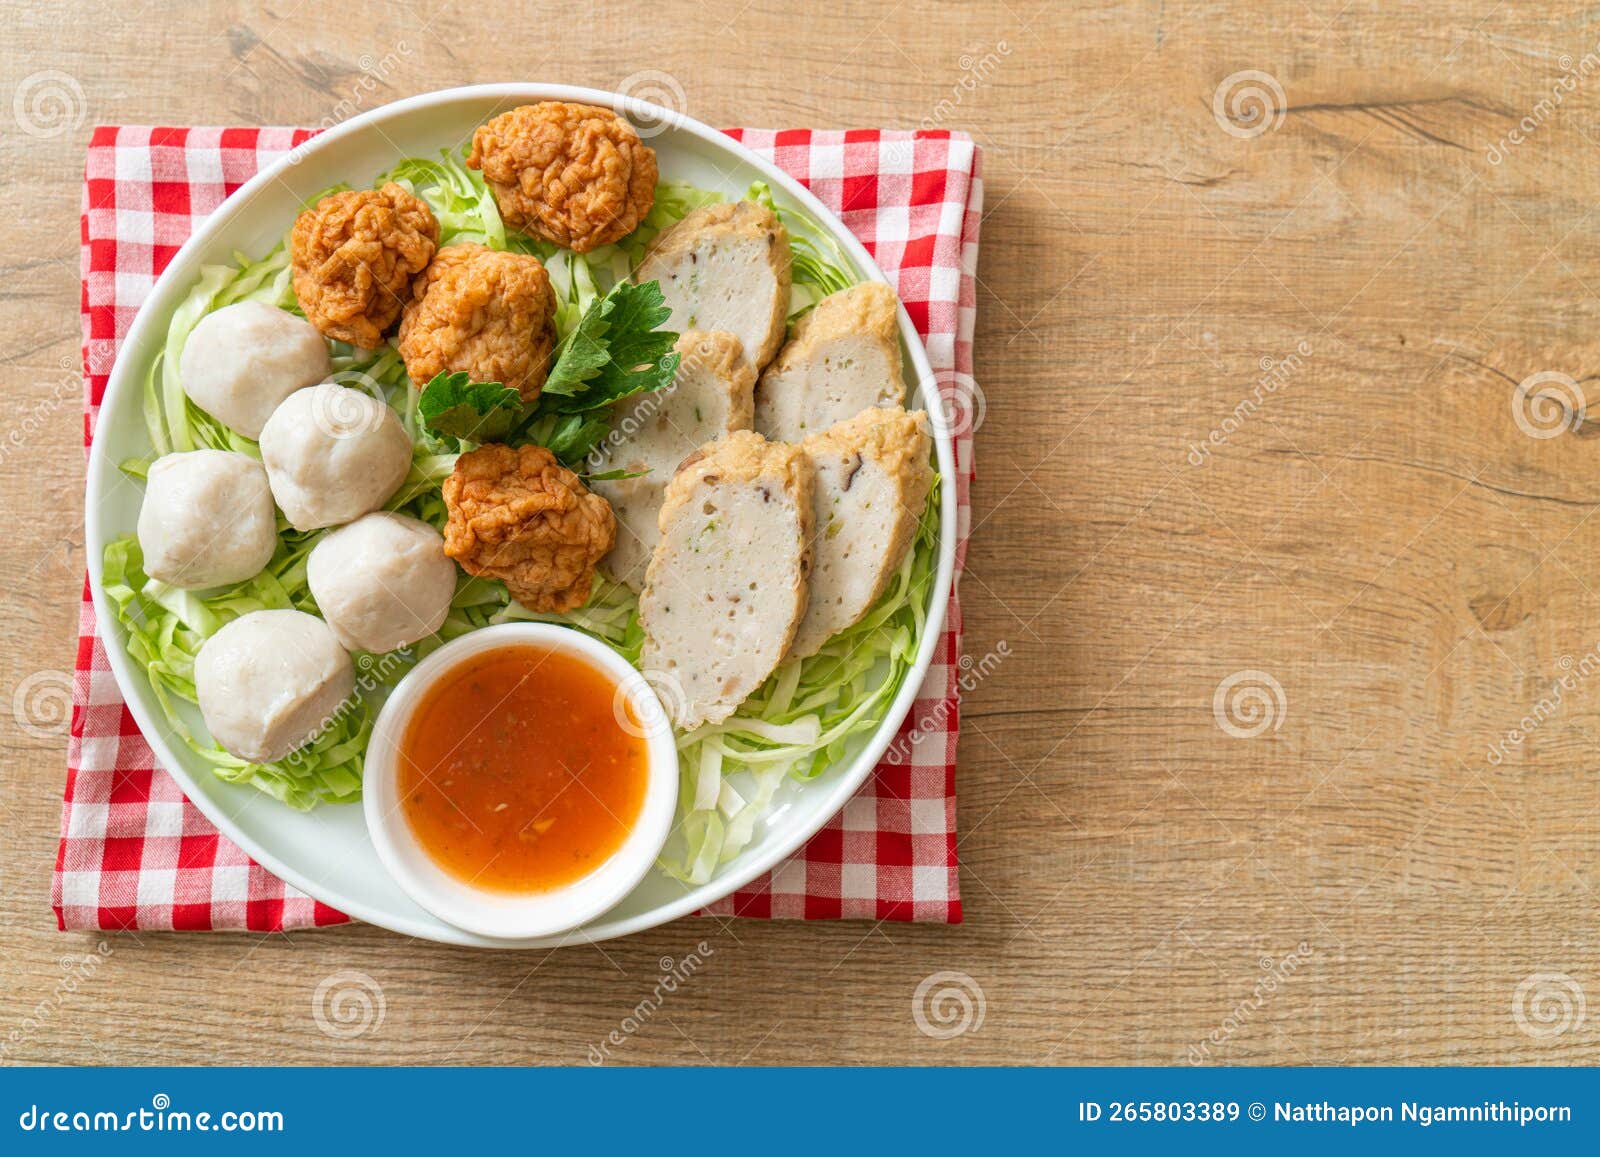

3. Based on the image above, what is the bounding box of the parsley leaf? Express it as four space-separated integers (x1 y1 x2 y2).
417 371 524 449
527 411 613 466
412 281 680 469
540 279 680 412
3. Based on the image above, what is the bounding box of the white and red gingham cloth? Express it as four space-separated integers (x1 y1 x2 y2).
57 124 980 932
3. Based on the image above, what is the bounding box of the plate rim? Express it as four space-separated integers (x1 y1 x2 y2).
83 82 958 948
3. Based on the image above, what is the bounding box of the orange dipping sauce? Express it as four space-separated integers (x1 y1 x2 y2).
398 645 649 894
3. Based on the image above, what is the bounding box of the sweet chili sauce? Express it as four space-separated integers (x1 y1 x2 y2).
397 645 649 893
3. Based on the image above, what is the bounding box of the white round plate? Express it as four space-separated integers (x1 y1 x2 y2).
85 84 957 947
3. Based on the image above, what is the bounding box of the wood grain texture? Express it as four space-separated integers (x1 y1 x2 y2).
4 0 1600 1066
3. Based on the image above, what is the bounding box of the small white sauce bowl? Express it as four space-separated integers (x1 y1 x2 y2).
363 623 679 941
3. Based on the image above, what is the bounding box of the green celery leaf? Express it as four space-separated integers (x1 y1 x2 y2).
540 279 680 411
416 371 524 449
540 288 614 397
524 411 612 467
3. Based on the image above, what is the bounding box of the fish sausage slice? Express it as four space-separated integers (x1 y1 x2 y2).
634 200 791 373
790 408 933 659
639 431 814 730
591 331 755 590
754 281 906 441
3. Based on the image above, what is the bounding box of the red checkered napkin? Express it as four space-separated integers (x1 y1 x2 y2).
56 125 981 932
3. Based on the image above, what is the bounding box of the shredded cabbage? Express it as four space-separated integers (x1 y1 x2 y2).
745 180 857 313
104 150 939 888
657 482 940 882
381 154 509 251
105 236 471 808
101 535 366 808
612 180 724 267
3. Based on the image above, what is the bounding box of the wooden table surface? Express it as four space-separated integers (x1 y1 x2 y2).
4 0 1600 1066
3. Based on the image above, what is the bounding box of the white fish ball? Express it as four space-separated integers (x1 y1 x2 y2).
180 301 331 439
136 449 276 589
194 609 354 763
258 382 412 531
307 512 457 654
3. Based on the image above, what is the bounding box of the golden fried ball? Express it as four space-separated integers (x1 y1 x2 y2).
442 443 616 613
290 183 439 349
397 243 558 401
468 102 657 253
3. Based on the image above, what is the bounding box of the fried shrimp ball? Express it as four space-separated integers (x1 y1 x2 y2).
397 243 558 400
442 443 616 613
467 102 657 252
290 183 439 349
